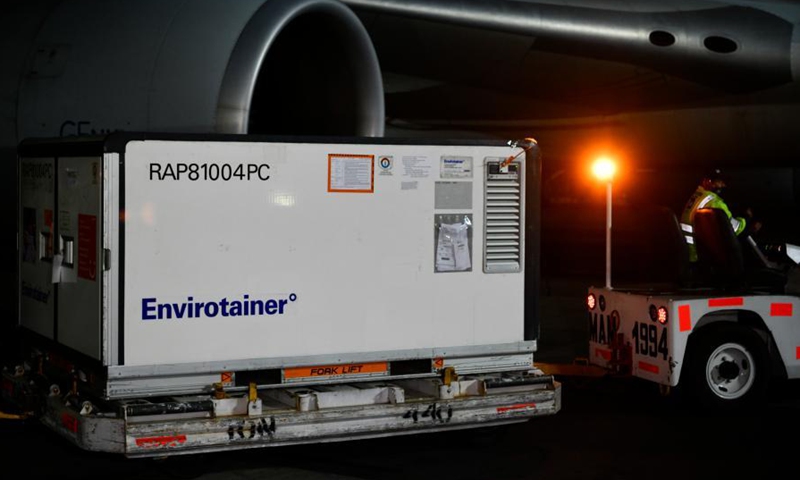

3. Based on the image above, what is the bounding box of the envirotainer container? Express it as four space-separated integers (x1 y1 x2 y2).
17 133 541 399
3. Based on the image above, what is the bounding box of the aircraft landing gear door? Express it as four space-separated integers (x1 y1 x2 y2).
56 158 103 360
19 158 56 339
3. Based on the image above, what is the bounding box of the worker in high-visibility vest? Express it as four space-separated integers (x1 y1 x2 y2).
680 168 749 263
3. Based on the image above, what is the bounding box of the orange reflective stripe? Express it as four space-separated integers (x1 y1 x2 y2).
770 303 793 316
678 304 692 332
708 297 743 307
638 361 659 374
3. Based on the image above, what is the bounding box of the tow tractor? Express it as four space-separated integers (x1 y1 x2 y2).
585 158 800 409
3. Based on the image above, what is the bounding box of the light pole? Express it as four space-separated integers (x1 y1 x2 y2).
592 157 616 289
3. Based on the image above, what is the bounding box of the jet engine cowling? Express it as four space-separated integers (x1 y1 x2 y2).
14 0 385 141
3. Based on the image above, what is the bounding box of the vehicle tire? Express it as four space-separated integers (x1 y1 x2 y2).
682 324 769 411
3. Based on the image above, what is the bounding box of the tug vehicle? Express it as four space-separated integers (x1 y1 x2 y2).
588 201 800 409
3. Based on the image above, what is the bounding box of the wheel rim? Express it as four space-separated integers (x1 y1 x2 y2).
705 342 755 400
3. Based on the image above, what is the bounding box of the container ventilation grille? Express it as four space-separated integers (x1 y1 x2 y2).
484 160 523 273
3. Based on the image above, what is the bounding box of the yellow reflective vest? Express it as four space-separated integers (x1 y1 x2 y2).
680 186 747 262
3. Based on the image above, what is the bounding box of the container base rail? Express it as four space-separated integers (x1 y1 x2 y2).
3 367 561 457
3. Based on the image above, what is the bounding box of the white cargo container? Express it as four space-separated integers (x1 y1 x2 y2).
9 133 559 456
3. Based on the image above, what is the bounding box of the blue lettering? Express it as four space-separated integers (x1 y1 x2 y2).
251 299 263 316
265 299 277 315
204 302 219 317
173 302 188 318
230 301 242 316
142 298 157 320
141 293 296 321
158 303 172 319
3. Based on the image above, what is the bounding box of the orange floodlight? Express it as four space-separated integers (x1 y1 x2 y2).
591 156 617 182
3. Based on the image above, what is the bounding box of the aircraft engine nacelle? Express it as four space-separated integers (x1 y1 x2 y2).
11 0 385 143
0 0 385 301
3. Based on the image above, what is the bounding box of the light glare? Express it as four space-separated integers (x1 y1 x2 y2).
592 157 616 181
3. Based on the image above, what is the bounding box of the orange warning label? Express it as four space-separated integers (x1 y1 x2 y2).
284 362 388 381
135 435 187 449
220 372 234 386
327 154 375 193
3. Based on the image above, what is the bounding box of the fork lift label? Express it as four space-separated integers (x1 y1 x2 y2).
284 362 389 382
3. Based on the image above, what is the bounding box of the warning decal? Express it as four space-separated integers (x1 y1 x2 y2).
328 154 374 193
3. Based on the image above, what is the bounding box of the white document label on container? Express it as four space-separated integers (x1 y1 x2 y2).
440 156 473 179
436 223 471 271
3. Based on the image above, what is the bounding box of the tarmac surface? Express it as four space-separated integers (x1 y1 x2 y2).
2 276 800 479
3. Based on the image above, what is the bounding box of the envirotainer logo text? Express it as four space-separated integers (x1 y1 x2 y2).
142 293 297 320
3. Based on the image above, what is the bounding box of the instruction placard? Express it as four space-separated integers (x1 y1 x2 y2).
328 154 374 193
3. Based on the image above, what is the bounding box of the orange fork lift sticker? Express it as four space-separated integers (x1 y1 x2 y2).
135 435 187 449
708 297 744 307
771 303 793 316
497 403 537 414
284 362 388 380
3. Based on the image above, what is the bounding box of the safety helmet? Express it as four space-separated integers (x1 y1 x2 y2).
701 168 727 193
